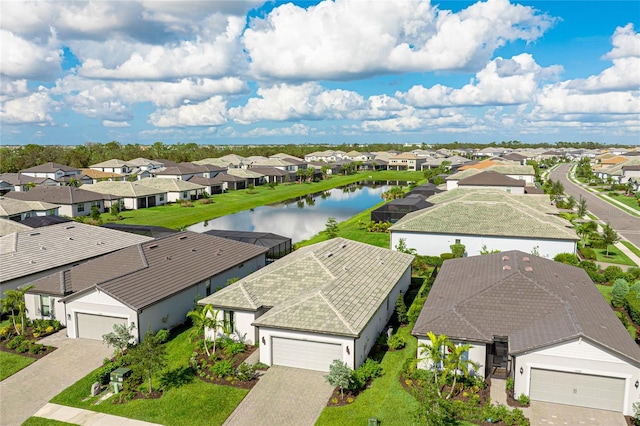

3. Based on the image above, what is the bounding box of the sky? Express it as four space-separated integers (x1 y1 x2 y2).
0 0 639 147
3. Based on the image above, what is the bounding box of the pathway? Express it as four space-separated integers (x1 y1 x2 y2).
0 331 112 426
33 403 162 426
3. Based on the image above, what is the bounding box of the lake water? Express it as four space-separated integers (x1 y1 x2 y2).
187 183 391 243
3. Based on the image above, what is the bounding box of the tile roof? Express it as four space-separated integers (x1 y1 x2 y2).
0 198 59 216
199 238 414 337
34 232 268 311
0 173 53 185
389 189 577 240
89 159 129 168
0 218 32 236
458 171 526 187
81 169 124 179
22 162 80 173
0 222 152 283
412 251 640 364
87 181 164 197
137 178 205 192
3 186 110 204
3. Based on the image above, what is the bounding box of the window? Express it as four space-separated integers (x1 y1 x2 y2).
206 283 211 296
455 239 461 244
77 203 85 212
182 191 188 198
506 186 512 193
40 295 51 316
224 311 235 333
159 193 165 202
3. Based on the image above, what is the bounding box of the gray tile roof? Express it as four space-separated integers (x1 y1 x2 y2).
0 198 59 216
199 238 414 337
86 181 164 197
22 162 80 173
412 250 640 364
458 171 526 187
0 218 32 237
137 178 205 192
390 189 577 241
3 186 110 204
37 232 268 311
0 222 152 283
0 173 52 186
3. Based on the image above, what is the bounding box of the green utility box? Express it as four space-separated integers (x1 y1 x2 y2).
109 367 131 393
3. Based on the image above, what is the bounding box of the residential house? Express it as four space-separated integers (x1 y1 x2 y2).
387 153 425 171
412 250 640 415
248 167 292 184
138 178 205 202
0 198 59 222
21 162 82 182
86 181 167 209
198 238 414 371
456 171 526 194
303 150 346 162
0 218 32 236
81 169 126 184
226 168 265 187
25 232 267 342
151 163 206 180
211 173 248 191
3 186 113 217
89 159 133 175
203 230 292 262
249 157 298 172
0 173 57 194
0 222 152 294
186 176 224 195
389 189 578 258
446 164 535 190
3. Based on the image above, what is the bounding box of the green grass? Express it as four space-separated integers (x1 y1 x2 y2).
21 417 75 426
586 213 598 221
606 194 640 213
596 284 613 304
0 351 36 381
100 171 425 230
622 241 640 259
316 326 420 426
50 324 248 426
595 246 637 267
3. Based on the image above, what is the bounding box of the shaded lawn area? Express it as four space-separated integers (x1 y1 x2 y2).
316 326 420 426
595 246 637 267
21 418 75 426
0 351 36 381
622 241 640 259
101 170 425 230
50 324 248 426
597 284 613 304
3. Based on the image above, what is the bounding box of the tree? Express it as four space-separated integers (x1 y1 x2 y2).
320 165 330 180
1 285 33 335
395 238 417 256
381 186 403 201
305 167 314 182
602 222 620 256
417 332 449 397
324 360 352 398
450 243 465 258
396 292 408 324
90 206 101 221
130 327 167 394
575 220 598 247
443 342 479 399
296 168 305 183
187 304 216 357
577 197 588 217
102 323 136 357
612 278 629 308
325 217 339 239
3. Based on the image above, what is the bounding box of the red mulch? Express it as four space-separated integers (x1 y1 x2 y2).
194 345 261 390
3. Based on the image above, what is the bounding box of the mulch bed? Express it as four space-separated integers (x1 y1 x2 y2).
194 345 262 390
326 385 368 407
0 328 58 359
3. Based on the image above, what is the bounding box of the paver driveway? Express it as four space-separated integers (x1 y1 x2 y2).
224 366 334 426
529 401 627 426
0 330 112 426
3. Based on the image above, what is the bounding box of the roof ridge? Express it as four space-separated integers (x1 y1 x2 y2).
318 291 357 335
452 309 491 341
239 282 259 310
309 251 337 280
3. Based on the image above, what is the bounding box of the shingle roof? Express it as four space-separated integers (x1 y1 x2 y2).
0 173 52 186
199 238 414 337
3 186 110 204
0 198 59 216
22 162 80 173
412 251 640 364
458 171 526 187
390 190 577 241
40 232 267 311
0 222 152 283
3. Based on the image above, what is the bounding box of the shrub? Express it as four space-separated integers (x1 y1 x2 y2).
387 334 406 350
505 377 514 391
440 253 454 260
424 256 443 267
628 268 640 281
155 329 170 343
199 198 212 205
210 360 234 378
604 265 624 283
553 253 580 266
215 336 234 350
45 326 54 334
94 362 116 385
407 295 427 324
0 327 9 340
612 278 630 308
253 362 269 370
395 293 408 325
324 360 353 398
16 342 30 353
616 311 631 328
450 243 465 258
235 362 256 381
517 393 530 405
7 335 25 350
627 291 640 325
588 270 607 283
631 281 640 294
578 246 596 260
29 343 44 354
224 342 246 358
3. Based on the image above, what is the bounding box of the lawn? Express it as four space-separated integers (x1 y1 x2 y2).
316 326 420 426
50 324 248 426
100 170 425 230
595 246 637 267
622 241 640 259
597 284 613 304
21 418 75 426
607 194 640 213
0 351 36 381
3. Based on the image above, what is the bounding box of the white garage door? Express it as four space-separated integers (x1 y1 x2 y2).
272 337 342 372
530 368 625 412
76 313 127 340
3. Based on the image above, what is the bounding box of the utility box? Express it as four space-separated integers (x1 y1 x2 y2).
109 367 132 393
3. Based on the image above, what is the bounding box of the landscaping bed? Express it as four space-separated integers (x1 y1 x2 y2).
189 341 261 390
0 319 63 360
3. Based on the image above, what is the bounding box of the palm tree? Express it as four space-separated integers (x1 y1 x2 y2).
417 332 449 397
187 304 215 357
444 342 479 399
1 285 33 335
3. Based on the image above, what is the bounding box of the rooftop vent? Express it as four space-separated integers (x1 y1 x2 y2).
325 252 333 258
28 232 41 236
502 255 509 261
166 256 171 260
525 266 533 272
148 244 158 249
502 265 511 271
65 226 75 229
179 235 187 240
68 237 74 241
339 243 346 249
192 248 197 252
29 260 35 264
522 256 530 262
40 246 46 250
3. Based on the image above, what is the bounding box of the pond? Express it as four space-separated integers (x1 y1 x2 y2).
187 182 392 243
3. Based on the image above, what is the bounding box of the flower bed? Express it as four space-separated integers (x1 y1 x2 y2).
0 319 61 359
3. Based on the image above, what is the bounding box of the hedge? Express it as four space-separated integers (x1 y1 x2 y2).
578 246 596 260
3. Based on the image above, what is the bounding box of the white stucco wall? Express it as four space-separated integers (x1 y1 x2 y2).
64 289 137 339
416 337 486 378
515 338 640 416
205 309 258 345
391 231 576 259
25 294 66 325
258 327 354 368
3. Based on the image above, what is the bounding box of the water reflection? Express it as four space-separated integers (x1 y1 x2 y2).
187 183 390 243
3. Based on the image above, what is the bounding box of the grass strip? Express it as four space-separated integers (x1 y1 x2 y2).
0 351 36 381
622 241 640 259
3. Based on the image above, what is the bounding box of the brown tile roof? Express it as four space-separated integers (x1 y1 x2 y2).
412 251 640 364
458 171 526 187
51 232 267 311
22 162 80 173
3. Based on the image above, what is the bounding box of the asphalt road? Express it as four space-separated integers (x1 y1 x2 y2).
549 164 640 248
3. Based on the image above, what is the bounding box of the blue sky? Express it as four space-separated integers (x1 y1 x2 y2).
1 0 638 146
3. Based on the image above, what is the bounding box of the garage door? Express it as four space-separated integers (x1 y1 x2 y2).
76 313 127 340
272 337 342 372
530 368 625 412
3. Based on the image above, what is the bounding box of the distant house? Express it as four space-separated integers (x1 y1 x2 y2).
151 163 206 180
0 173 58 194
21 162 81 182
389 189 577 258
81 168 126 183
198 238 413 372
456 171 526 194
412 251 640 416
85 181 167 209
138 178 205 202
3 186 114 217
25 232 268 342
387 153 425 171
186 176 224 195
0 198 59 222
446 164 535 190
0 222 152 294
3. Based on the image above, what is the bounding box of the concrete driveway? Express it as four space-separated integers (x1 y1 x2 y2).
223 366 334 426
0 330 112 426
529 401 627 425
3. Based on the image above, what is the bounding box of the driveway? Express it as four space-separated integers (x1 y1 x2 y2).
223 366 334 426
549 164 640 248
529 401 627 425
0 330 112 426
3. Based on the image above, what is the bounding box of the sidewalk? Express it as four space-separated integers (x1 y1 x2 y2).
33 403 162 426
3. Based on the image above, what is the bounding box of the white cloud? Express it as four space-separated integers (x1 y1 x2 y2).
243 0 554 80
603 24 640 60
148 96 228 127
67 89 131 121
0 79 30 102
398 54 562 107
103 120 131 128
0 88 57 125
0 29 62 80
245 124 312 137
